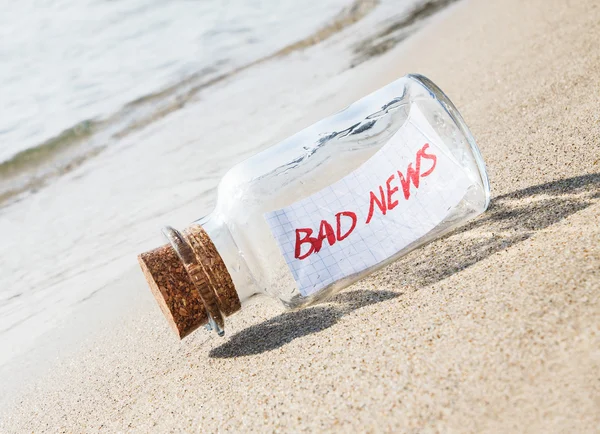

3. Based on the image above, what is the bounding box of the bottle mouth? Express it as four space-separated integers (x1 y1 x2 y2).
137 224 241 338
162 226 226 336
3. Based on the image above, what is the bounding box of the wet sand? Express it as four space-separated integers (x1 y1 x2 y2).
2 0 599 431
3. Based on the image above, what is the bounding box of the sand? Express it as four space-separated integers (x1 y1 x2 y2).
2 0 599 431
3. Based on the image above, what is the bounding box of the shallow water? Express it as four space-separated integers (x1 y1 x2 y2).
0 0 354 164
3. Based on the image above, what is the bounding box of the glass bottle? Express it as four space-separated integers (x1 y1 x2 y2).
138 74 490 338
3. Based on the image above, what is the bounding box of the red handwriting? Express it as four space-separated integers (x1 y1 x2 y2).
294 143 437 260
295 211 357 259
365 143 436 224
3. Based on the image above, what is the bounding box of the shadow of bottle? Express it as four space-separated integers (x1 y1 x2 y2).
209 289 399 358
388 172 600 288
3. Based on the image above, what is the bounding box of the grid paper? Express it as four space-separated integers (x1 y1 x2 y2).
265 105 472 296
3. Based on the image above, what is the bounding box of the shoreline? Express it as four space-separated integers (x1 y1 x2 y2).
2 0 600 431
0 0 453 210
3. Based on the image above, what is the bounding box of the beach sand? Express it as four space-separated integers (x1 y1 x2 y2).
2 0 599 431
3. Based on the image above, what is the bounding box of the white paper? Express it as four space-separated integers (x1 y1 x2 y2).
265 105 472 296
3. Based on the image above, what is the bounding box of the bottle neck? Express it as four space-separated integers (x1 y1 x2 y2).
195 212 259 305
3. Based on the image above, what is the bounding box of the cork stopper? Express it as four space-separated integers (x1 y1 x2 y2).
138 225 241 339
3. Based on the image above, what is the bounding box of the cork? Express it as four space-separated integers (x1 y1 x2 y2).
137 225 241 339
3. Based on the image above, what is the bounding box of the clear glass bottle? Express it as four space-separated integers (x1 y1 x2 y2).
138 74 490 338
